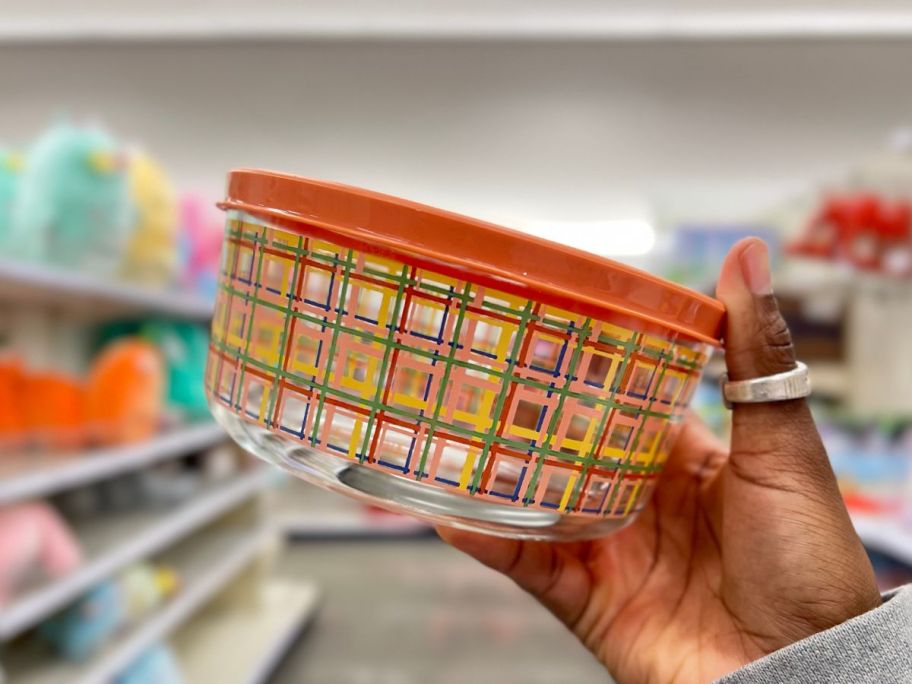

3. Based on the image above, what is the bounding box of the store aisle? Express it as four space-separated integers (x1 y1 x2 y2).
272 540 608 684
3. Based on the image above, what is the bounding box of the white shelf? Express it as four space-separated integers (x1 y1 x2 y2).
853 513 912 566
0 259 213 320
0 467 270 640
0 422 227 506
8 526 270 684
6 10 912 42
174 580 320 684
283 512 432 540
809 363 850 400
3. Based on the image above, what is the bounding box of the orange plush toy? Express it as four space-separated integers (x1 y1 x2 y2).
23 373 87 451
0 359 27 449
85 339 164 445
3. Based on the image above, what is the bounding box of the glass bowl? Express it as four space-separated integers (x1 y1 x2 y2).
205 170 723 540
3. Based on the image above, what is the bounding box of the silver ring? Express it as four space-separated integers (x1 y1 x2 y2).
720 361 811 409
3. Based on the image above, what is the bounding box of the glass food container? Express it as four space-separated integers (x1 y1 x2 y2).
205 170 724 540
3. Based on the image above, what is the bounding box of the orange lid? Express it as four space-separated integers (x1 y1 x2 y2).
220 169 724 345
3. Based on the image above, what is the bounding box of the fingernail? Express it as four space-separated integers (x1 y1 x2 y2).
738 240 773 295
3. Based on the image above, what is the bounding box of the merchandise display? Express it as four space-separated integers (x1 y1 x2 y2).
22 370 87 450
2 336 169 450
0 147 23 242
39 580 123 661
206 170 722 540
0 502 82 606
8 121 130 269
790 193 912 276
139 320 211 419
85 338 165 445
118 562 181 624
0 357 27 449
661 223 781 290
178 193 224 300
869 551 912 593
123 151 179 286
0 123 221 302
821 417 912 516
39 561 180 661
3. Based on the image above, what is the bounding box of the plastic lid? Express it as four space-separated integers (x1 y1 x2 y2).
220 169 724 345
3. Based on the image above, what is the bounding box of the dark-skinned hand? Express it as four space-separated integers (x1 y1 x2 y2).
438 238 881 683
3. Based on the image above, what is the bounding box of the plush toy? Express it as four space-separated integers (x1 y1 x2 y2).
139 321 210 418
10 121 129 270
115 643 184 684
0 358 26 449
0 148 24 246
123 151 179 287
118 562 180 623
0 502 82 606
85 338 164 445
39 562 179 662
39 580 123 661
22 371 87 450
179 194 223 299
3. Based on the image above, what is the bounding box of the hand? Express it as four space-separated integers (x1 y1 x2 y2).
437 238 881 683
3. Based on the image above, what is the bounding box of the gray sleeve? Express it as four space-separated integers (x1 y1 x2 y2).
716 585 912 684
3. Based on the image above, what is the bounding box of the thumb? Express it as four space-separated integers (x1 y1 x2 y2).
715 238 880 643
715 238 832 488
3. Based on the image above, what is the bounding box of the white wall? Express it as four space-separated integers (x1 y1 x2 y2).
1 38 911 230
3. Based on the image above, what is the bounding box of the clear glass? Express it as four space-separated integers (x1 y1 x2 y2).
206 212 711 540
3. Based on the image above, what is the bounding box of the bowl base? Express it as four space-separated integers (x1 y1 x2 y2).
213 402 637 541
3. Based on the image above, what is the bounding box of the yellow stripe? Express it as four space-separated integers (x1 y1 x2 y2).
348 420 363 459
458 451 476 489
624 482 642 515
559 475 577 511
258 385 271 421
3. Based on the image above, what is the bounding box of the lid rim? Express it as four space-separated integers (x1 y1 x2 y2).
221 169 725 346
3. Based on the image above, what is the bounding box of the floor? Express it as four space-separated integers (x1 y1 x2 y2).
270 539 609 684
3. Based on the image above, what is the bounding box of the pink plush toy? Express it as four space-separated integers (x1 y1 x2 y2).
0 502 82 605
179 193 222 300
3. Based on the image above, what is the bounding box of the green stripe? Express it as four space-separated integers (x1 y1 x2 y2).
414 282 472 479
309 248 355 446
358 263 412 462
468 300 535 494
522 318 591 505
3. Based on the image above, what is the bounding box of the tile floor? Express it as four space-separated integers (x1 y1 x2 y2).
270 533 609 682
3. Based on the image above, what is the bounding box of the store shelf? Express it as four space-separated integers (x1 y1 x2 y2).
284 512 433 541
0 467 270 640
0 258 213 320
8 526 269 684
0 422 226 506
8 10 912 42
853 513 912 567
174 580 320 684
809 363 850 400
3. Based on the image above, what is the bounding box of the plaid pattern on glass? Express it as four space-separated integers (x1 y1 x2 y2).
206 213 711 519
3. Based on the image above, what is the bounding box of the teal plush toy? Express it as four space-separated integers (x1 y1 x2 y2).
0 148 24 248
9 122 130 270
139 321 210 419
39 580 124 661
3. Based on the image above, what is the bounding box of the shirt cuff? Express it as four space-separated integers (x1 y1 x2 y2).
716 585 912 684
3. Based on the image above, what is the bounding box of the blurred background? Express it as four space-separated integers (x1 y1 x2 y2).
3 1 912 682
